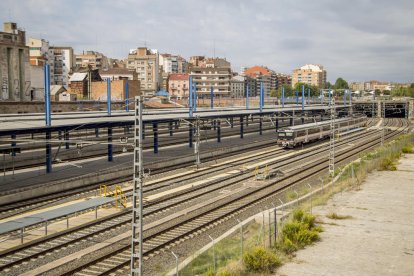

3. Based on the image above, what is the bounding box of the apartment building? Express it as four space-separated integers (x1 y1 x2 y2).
0 22 31 101
75 51 109 70
230 75 245 98
127 47 159 96
189 57 232 98
350 82 364 91
50 46 74 88
168 73 189 99
292 64 326 89
159 54 187 74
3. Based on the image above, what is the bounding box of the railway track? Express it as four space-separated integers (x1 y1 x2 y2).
0 116 321 218
0 118 405 275
63 118 409 276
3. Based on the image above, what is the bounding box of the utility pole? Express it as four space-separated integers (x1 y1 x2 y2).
329 90 335 179
131 96 143 275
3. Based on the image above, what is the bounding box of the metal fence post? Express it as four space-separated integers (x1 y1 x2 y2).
271 203 277 242
262 209 265 247
268 208 271 246
237 219 243 261
307 183 312 214
208 235 216 273
171 251 179 276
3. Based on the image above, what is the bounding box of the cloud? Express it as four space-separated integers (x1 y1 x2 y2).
0 0 413 82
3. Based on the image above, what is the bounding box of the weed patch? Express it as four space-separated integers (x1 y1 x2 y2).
243 247 281 273
402 145 414 153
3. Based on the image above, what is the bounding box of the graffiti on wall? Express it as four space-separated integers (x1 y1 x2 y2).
1 77 8 100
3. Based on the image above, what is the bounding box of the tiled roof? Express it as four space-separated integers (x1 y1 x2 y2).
169 73 189 81
244 66 272 77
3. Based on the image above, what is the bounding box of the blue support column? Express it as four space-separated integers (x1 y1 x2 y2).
189 75 193 117
308 88 310 104
193 80 197 112
169 121 173 136
46 131 52 173
153 122 158 154
217 120 221 143
328 90 331 107
260 80 264 112
107 78 111 116
259 116 263 135
108 127 113 162
95 128 99 137
65 130 69 149
240 116 244 139
125 81 129 112
320 89 323 104
246 83 249 110
344 90 347 106
301 85 305 112
44 64 51 126
282 86 285 108
210 85 214 109
189 123 193 148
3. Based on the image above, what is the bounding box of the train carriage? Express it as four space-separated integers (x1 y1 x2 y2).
277 116 367 148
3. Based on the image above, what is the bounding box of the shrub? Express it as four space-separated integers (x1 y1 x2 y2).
379 157 397 171
402 145 414 153
278 210 321 254
243 247 281 272
217 261 244 276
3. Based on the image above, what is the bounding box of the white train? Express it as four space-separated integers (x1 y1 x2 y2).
277 116 367 148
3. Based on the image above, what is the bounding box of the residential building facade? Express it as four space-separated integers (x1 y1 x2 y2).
292 64 326 89
243 66 291 97
230 75 245 98
75 51 109 70
168 73 189 99
127 47 159 96
159 54 188 74
189 57 232 98
99 68 137 81
50 46 74 88
0 22 31 101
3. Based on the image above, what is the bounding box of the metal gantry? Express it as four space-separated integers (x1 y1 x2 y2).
329 91 335 178
131 96 144 275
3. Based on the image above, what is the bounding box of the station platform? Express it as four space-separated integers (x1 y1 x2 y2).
0 196 115 236
0 125 279 193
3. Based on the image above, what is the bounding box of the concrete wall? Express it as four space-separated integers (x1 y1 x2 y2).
91 79 140 101
0 44 31 101
0 101 131 113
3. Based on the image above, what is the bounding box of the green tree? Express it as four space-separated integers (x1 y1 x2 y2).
325 82 332 89
293 82 319 96
270 89 279 97
275 84 294 98
333 78 349 89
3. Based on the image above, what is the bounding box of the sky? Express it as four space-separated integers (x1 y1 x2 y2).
1 0 413 83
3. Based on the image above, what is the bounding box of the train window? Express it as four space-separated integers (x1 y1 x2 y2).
278 133 285 137
297 130 306 137
286 132 293 137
